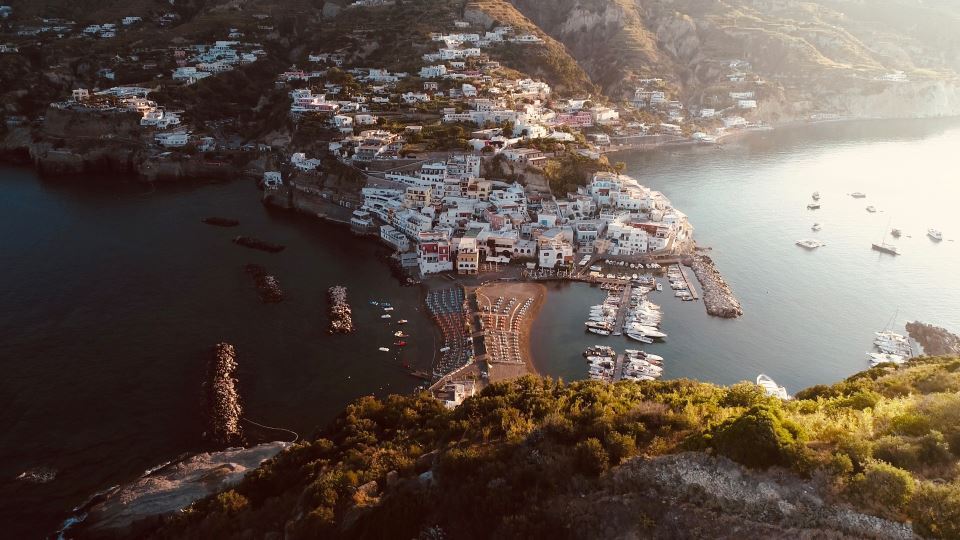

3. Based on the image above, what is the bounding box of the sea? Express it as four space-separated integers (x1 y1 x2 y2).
532 118 960 391
2 117 960 536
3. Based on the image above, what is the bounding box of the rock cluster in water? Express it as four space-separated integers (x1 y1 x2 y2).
691 255 743 319
905 321 960 356
328 286 354 334
206 343 243 446
244 264 283 303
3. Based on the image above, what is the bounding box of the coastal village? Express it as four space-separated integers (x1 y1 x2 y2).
0 2 757 407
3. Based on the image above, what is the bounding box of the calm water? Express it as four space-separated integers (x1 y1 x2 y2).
533 118 960 392
0 172 436 536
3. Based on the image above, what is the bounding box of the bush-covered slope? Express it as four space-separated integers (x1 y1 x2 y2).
127 356 960 539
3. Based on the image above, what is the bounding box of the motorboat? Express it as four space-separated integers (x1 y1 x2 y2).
394 341 407 347
381 314 392 319
396 319 408 324
588 327 611 336
867 352 905 366
796 239 825 250
891 229 902 238
632 326 667 338
811 223 822 232
928 229 943 241
756 374 791 399
807 203 821 210
866 206 877 213
394 331 409 338
851 192 867 198
383 307 394 311
812 191 821 201
626 333 654 344
378 347 390 352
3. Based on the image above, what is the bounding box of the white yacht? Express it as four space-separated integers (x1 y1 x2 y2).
757 374 791 400
928 229 943 241
868 352 905 366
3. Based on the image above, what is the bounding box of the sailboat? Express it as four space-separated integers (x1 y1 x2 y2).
872 217 900 256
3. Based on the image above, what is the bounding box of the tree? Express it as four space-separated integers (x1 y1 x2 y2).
575 437 609 475
711 404 806 469
850 461 915 512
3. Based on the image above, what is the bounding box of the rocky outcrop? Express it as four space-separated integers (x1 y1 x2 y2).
78 442 290 535
905 322 960 356
690 255 743 319
551 452 916 539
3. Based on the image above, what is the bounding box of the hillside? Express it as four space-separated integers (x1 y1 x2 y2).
84 356 960 539
505 0 960 111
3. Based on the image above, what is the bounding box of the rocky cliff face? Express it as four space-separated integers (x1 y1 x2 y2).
74 442 290 537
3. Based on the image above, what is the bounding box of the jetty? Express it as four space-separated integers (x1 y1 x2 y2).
327 286 354 334
206 343 243 446
244 264 282 303
690 255 741 318
674 264 699 300
611 284 633 335
612 353 626 382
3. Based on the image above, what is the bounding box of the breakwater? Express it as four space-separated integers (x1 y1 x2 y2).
206 343 243 446
690 255 743 318
244 264 283 303
327 286 355 334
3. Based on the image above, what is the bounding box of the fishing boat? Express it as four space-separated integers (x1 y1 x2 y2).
811 223 822 232
928 229 943 241
757 374 791 399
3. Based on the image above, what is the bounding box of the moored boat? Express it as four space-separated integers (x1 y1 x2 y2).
757 374 791 399
928 229 943 241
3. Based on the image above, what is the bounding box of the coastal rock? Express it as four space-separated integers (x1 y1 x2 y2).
905 321 960 356
690 255 743 319
81 441 290 533
327 286 355 334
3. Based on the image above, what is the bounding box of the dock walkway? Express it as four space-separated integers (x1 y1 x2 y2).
612 284 633 334
612 353 626 382
676 264 700 300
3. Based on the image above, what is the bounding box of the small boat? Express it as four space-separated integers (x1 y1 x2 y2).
807 203 821 210
381 314 392 319
439 346 451 353
588 327 611 336
891 228 902 238
397 319 408 324
811 223 822 232
378 347 390 352
867 352 905 366
866 206 877 213
812 191 820 201
369 301 380 306
394 331 409 338
757 374 791 399
383 307 394 311
851 192 867 198
795 239 825 250
928 229 943 241
872 242 900 256
656 282 663 292
394 341 407 347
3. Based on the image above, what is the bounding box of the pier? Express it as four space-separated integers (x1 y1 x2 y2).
611 284 633 335
675 264 699 300
612 353 626 382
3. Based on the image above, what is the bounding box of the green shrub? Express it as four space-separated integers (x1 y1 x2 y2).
574 438 609 475
874 433 953 471
849 461 915 511
720 382 770 408
889 413 931 436
604 432 637 465
711 405 806 469
909 482 960 538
